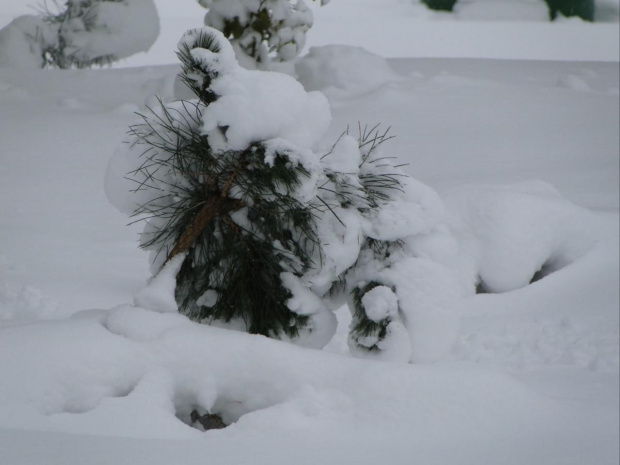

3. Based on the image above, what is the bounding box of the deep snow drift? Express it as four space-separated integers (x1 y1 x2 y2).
0 22 618 465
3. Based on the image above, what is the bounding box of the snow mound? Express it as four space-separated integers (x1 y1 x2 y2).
295 45 404 98
445 181 605 294
557 74 592 92
449 209 619 372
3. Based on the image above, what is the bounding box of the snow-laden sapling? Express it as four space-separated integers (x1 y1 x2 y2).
196 0 331 69
107 26 335 348
107 26 460 361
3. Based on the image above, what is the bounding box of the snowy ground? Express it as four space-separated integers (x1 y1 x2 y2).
1 4 619 465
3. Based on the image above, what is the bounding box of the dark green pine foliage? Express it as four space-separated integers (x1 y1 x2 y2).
546 0 594 21
421 0 458 11
347 240 403 353
350 280 390 352
128 30 320 339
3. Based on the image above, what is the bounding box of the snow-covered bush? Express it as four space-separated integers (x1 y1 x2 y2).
423 0 595 21
196 0 331 69
422 0 458 11
295 44 405 98
546 0 595 20
0 16 51 69
0 0 159 69
106 26 460 361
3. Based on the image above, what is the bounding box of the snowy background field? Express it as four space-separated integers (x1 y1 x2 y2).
1 1 619 464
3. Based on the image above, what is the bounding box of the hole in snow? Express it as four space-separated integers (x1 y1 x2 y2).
475 280 491 294
529 262 555 284
174 389 284 432
189 410 227 431
173 391 240 432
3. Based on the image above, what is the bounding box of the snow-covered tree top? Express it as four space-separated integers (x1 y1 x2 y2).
177 27 331 154
195 0 332 68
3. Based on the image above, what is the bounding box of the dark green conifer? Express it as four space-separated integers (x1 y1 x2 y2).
128 30 322 339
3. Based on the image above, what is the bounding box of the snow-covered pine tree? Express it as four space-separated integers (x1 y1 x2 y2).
107 26 336 348
0 0 159 69
196 0 331 69
107 26 457 361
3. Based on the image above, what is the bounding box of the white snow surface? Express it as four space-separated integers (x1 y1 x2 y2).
0 15 619 465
